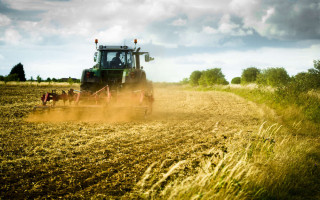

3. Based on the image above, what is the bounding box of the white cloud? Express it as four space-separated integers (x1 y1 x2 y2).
262 7 275 23
3 0 320 45
202 26 217 34
179 0 229 19
203 15 252 37
230 0 260 19
0 14 11 26
218 15 251 36
171 18 187 26
2 0 59 10
6 0 181 45
0 29 22 45
219 15 238 32
95 25 136 45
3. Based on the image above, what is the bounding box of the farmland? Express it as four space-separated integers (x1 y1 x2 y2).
0 83 319 199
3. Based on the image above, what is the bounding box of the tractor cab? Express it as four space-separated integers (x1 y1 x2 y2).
94 46 135 69
80 39 154 92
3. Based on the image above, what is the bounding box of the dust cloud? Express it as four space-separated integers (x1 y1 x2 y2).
26 104 147 123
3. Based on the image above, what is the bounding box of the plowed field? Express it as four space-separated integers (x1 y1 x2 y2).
0 84 269 199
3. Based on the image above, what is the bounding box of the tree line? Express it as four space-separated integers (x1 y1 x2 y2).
0 63 80 83
184 60 320 91
182 68 229 86
184 60 320 122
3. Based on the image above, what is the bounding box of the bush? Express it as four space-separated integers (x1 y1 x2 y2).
189 71 202 86
284 60 320 93
198 68 228 86
4 74 19 83
241 67 260 84
257 67 290 87
180 78 189 84
274 60 320 123
231 77 241 84
291 72 311 92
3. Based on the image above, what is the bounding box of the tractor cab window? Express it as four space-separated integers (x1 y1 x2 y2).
93 51 101 68
127 52 135 68
100 51 134 69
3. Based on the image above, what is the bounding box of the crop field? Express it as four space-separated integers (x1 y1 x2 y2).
1 83 319 199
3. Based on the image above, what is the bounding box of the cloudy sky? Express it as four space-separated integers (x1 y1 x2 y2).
0 0 319 82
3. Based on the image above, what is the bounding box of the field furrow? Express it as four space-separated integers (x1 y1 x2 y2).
0 84 269 199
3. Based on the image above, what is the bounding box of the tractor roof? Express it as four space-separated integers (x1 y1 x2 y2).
98 45 134 51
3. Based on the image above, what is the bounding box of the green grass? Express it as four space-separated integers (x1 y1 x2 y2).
195 84 320 136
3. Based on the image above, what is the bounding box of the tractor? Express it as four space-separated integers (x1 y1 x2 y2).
35 39 154 116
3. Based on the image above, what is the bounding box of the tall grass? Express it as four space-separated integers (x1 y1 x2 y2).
132 84 320 199
200 84 320 136
135 123 320 199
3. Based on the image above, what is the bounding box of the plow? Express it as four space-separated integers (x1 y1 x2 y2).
33 39 154 119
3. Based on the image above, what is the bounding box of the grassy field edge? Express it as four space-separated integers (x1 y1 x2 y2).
164 84 320 199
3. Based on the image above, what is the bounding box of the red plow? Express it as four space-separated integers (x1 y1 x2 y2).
33 85 154 118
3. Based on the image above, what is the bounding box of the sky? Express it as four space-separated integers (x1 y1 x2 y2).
0 0 319 82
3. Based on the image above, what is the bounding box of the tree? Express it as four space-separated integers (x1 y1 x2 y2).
313 59 320 71
189 71 202 86
0 75 4 81
198 68 228 86
180 78 189 84
307 60 320 89
9 63 26 81
291 72 311 92
257 67 290 87
231 77 241 84
46 77 52 82
292 60 320 91
241 67 260 84
68 77 74 85
37 75 42 83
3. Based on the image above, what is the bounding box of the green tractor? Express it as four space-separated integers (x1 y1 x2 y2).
80 39 154 92
35 39 154 116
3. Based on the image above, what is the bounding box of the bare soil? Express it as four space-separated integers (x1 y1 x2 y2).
0 84 268 199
